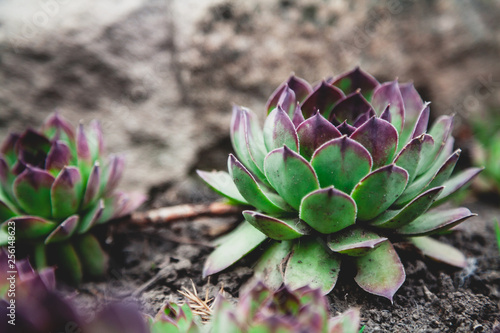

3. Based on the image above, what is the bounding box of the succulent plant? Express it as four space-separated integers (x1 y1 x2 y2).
0 248 148 333
470 109 500 195
210 281 361 333
0 113 145 284
149 281 360 333
198 67 482 301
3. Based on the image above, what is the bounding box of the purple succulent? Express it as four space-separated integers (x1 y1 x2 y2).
198 67 482 301
0 113 145 284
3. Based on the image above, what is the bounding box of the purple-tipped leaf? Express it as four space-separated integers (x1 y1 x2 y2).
229 155 290 214
0 200 16 221
329 308 361 333
88 119 104 160
266 76 313 113
329 91 373 124
352 108 377 128
416 115 454 176
296 112 341 160
54 242 83 285
336 121 357 136
197 169 248 205
370 186 444 229
379 104 392 123
203 222 267 277
395 207 475 236
393 134 427 184
42 112 76 141
284 238 341 295
311 136 372 194
243 210 309 240
13 166 55 218
102 154 125 196
410 103 430 140
327 227 387 256
264 106 299 152
400 82 424 119
433 167 483 206
277 85 298 118
1 133 20 166
355 240 405 302
51 166 83 219
300 81 344 119
372 80 405 132
264 146 319 210
77 123 91 162
299 187 357 234
410 236 467 268
2 216 56 239
77 199 104 234
291 102 306 128
44 215 79 244
82 161 101 209
351 164 408 221
350 117 399 169
330 67 379 99
395 149 460 207
45 141 71 174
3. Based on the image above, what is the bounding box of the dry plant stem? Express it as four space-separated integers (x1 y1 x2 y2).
131 202 243 224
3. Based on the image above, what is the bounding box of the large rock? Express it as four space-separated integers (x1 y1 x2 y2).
0 0 499 193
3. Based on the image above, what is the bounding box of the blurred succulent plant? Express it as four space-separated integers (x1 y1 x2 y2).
470 108 500 196
0 113 145 284
149 281 360 333
198 67 482 300
0 248 148 333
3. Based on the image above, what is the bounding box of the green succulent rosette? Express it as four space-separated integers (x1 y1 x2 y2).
198 67 482 301
0 113 145 284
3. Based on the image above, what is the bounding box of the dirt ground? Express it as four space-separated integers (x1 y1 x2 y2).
70 180 500 333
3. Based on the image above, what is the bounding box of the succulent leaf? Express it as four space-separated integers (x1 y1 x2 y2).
254 240 292 289
3 216 56 239
310 136 372 194
301 81 344 119
351 164 408 221
330 66 379 99
350 117 398 169
284 238 341 294
354 240 405 302
203 222 267 277
410 236 467 268
327 227 387 256
329 91 373 125
51 167 82 219
44 215 79 244
393 134 426 184
196 170 248 205
296 112 342 160
266 75 313 114
76 199 104 234
395 207 475 236
299 187 356 234
75 234 109 278
433 167 483 205
243 210 309 240
371 80 405 132
14 166 55 218
370 186 443 229
264 106 299 153
264 146 319 210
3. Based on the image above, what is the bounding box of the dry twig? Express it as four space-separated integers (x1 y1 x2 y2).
177 280 225 323
131 202 242 224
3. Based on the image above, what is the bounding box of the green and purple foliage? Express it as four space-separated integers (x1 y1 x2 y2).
198 67 482 301
0 249 148 333
149 281 361 333
0 113 145 284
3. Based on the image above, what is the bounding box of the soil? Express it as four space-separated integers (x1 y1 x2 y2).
68 179 500 333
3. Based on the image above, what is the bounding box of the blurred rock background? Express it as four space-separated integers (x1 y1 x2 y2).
0 0 499 197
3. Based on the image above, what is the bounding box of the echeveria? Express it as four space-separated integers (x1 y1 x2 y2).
198 67 482 301
0 113 145 284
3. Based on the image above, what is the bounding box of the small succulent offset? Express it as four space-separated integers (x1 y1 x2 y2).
149 281 360 333
0 113 144 284
198 67 482 300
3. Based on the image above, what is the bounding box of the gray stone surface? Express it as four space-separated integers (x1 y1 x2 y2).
0 0 499 193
